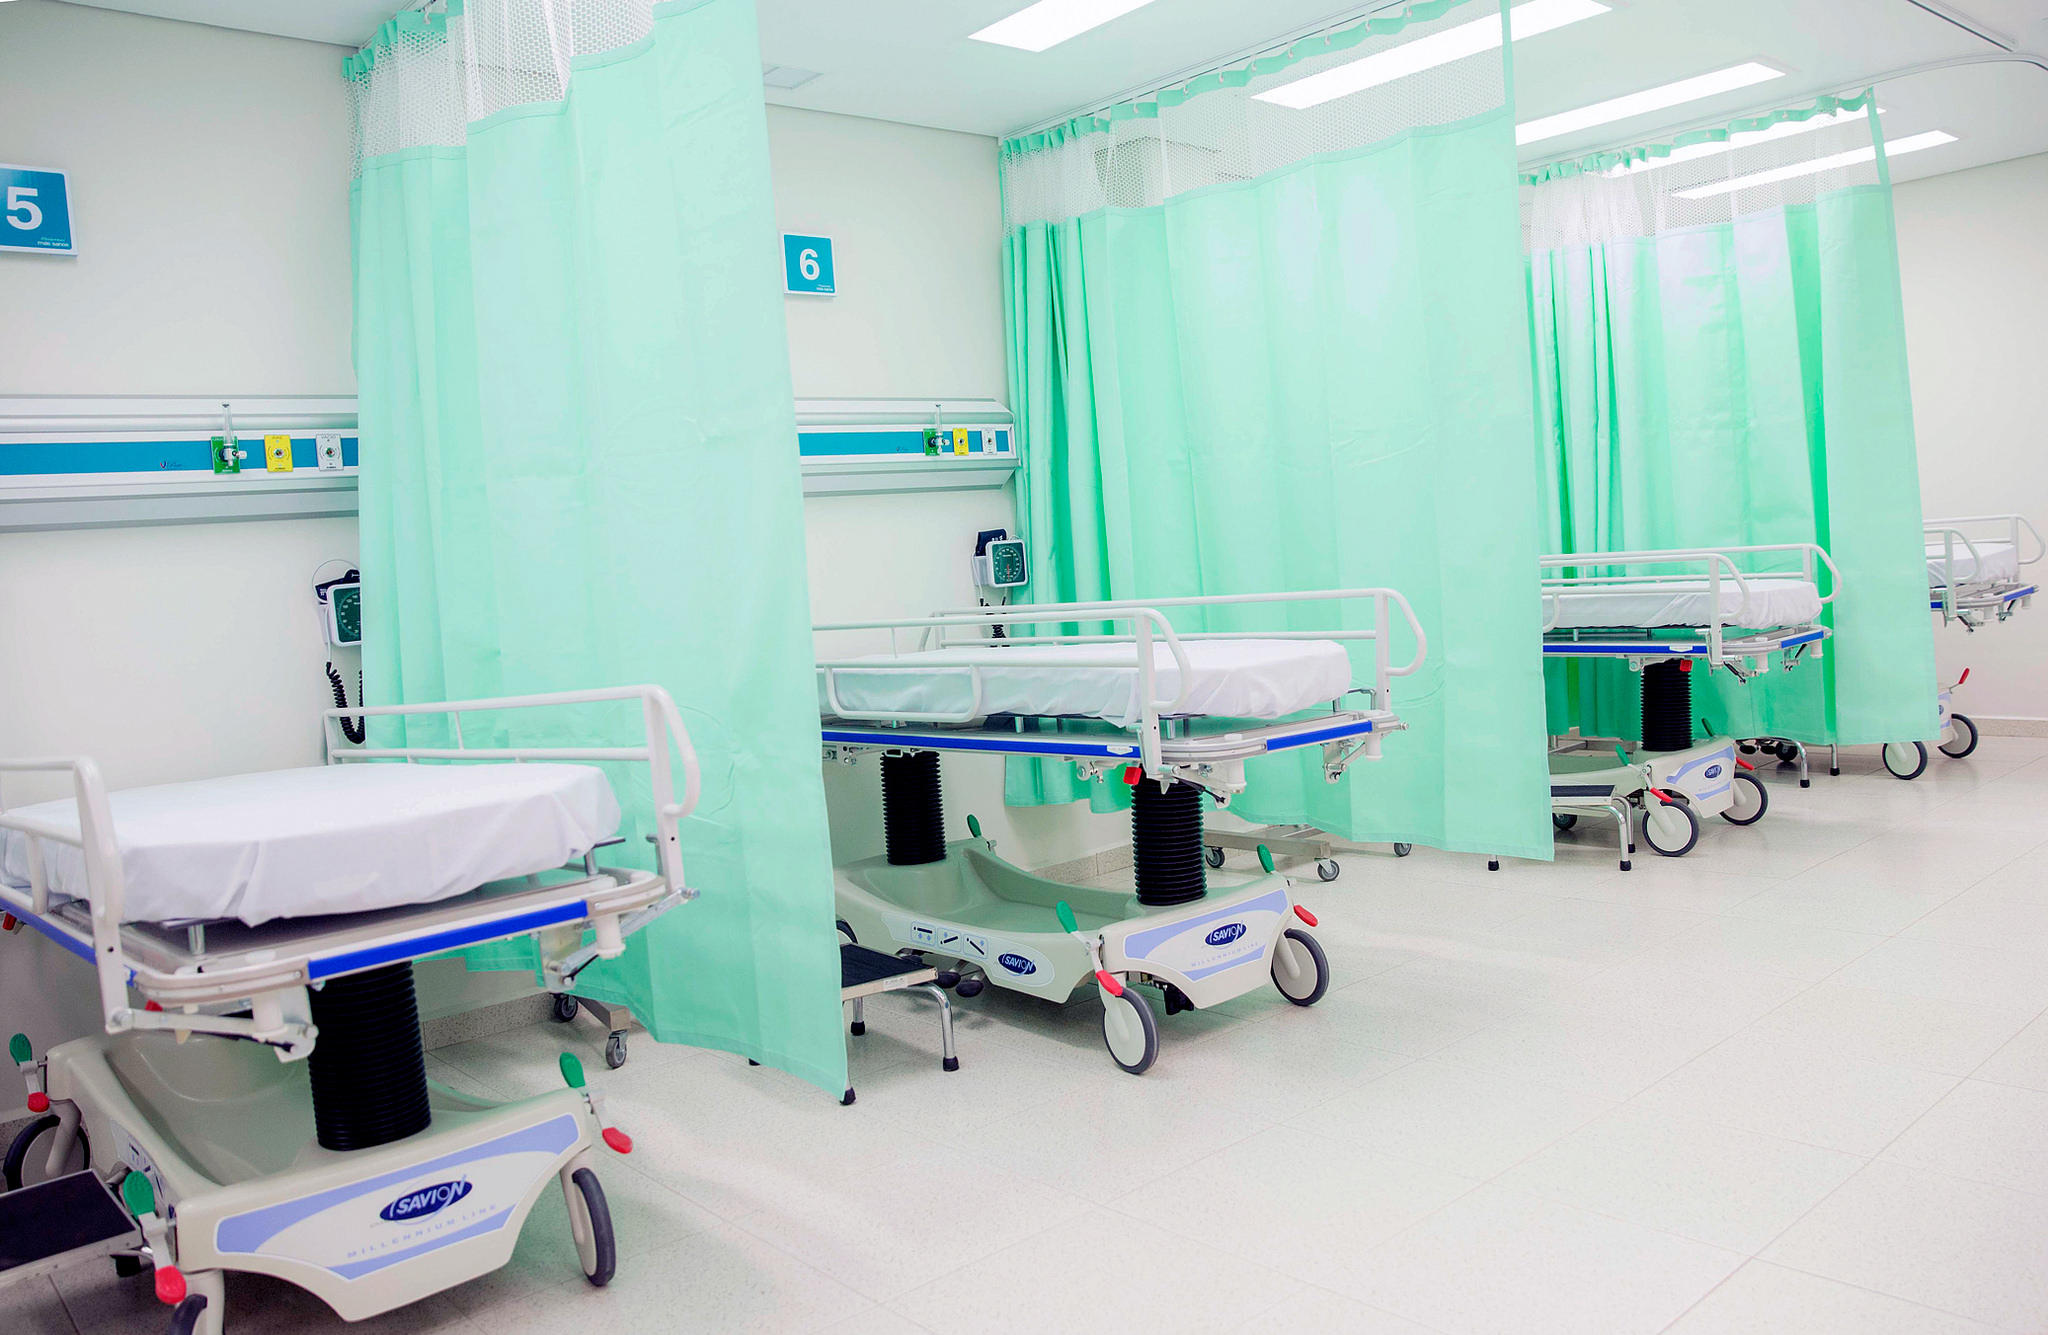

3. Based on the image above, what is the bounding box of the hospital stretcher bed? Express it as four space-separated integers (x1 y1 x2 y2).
1539 545 1838 869
0 686 698 1335
817 588 1422 1076
1877 515 2043 780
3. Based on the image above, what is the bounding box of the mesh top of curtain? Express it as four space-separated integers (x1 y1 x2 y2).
999 0 1508 229
1521 92 1888 250
344 0 669 174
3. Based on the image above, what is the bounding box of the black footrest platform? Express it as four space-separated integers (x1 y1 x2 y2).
842 943 933 989
1 1171 143 1291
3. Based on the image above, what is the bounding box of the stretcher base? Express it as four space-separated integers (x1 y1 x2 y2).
835 840 1313 1070
43 1030 610 1331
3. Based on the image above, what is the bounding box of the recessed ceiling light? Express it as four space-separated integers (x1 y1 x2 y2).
1516 61 1786 147
1606 106 1875 176
1670 130 1957 198
969 0 1161 53
762 65 823 91
1257 0 1610 111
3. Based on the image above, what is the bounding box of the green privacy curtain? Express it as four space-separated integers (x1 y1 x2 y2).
1527 94 1938 747
345 0 846 1096
998 0 1552 861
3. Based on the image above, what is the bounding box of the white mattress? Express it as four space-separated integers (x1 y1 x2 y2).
819 639 1354 728
0 763 620 926
1927 540 2019 588
1543 577 1822 631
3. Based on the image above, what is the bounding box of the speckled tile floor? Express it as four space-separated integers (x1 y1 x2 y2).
22 739 2048 1334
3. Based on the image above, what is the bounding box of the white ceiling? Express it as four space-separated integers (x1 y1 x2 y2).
59 0 2048 183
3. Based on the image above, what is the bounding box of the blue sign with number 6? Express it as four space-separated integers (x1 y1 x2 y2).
1 165 75 255
782 233 834 296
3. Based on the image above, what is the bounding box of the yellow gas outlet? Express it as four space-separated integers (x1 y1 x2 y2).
264 434 294 472
952 428 970 456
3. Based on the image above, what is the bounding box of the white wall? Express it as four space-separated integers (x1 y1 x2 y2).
1894 152 2048 722
769 106 1128 871
0 0 370 1082
0 6 1121 1093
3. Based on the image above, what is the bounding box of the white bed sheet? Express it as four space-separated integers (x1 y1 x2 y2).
1926 540 2020 588
1543 577 1822 631
0 763 621 926
818 639 1354 728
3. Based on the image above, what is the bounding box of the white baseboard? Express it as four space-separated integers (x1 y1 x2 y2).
1980 715 2048 738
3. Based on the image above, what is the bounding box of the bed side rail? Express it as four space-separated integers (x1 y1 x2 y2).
1540 544 1840 667
0 687 700 1055
0 757 130 1035
1924 515 2044 619
816 588 1426 778
323 684 702 902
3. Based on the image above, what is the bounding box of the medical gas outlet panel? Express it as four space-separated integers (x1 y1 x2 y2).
797 397 1017 496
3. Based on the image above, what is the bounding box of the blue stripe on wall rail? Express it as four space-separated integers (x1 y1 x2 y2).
0 429 1009 477
0 436 362 477
796 428 1011 458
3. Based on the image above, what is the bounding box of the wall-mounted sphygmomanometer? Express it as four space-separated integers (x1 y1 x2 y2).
314 560 366 744
972 530 1028 590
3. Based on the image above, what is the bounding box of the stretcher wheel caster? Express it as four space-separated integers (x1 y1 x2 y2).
4 1115 87 1190
1941 713 1980 759
1163 984 1194 1015
1722 772 1769 826
1883 741 1929 781
604 1033 628 1069
1102 989 1159 1075
1315 858 1340 882
1487 859 1501 872
1272 928 1329 1007
551 994 580 1024
1204 846 1226 869
1641 796 1699 857
1394 843 1413 857
165 1294 209 1335
1552 813 1578 832
568 1168 616 1287
114 1255 144 1279
841 1089 857 1106
956 976 986 998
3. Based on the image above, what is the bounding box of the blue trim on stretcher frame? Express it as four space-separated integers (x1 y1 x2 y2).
11 904 101 968
307 900 591 980
821 715 1373 762
1543 628 1826 657
1932 584 2036 610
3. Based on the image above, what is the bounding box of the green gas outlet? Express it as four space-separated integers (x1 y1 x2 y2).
211 436 243 474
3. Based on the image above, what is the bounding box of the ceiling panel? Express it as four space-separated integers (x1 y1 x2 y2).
53 0 2048 179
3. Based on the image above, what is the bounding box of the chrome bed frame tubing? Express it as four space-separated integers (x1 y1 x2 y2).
1 686 701 1061
817 587 1425 785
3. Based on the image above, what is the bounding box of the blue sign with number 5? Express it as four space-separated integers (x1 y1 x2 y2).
782 233 834 296
1 165 75 255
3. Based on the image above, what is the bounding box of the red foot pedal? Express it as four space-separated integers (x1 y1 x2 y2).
1094 969 1124 997
155 1267 187 1305
1734 756 1756 771
1292 904 1319 927
1122 766 1141 786
26 1092 49 1113
602 1127 633 1155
